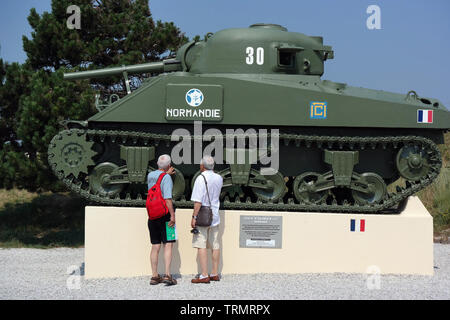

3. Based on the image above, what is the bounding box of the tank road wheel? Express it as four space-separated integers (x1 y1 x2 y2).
48 130 96 178
293 172 328 204
148 166 184 200
351 172 387 205
190 170 202 190
89 162 124 197
171 168 185 200
249 169 286 202
192 169 244 200
396 143 433 181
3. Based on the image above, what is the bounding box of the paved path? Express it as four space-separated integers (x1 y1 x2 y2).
0 245 449 299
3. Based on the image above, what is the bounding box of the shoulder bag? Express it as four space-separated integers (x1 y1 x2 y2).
196 174 213 227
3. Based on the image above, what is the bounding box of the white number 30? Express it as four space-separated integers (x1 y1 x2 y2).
246 47 264 65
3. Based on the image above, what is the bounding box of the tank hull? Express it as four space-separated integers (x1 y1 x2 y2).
88 73 450 130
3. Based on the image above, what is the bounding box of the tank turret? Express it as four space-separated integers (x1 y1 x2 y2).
65 23 334 81
176 23 334 76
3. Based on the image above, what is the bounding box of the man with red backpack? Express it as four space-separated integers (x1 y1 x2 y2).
146 154 177 286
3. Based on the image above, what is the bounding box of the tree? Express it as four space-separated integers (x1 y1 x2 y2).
23 0 187 93
0 60 28 148
0 60 31 189
1 0 187 191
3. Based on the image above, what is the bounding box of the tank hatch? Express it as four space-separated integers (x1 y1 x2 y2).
249 23 288 31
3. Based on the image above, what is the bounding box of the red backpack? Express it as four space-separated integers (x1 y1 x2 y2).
146 172 168 220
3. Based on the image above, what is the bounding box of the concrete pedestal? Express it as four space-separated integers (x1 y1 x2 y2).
84 196 433 279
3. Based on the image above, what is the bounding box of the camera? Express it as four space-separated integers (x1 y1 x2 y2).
190 228 199 234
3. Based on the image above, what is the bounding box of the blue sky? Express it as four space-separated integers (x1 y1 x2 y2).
0 0 449 108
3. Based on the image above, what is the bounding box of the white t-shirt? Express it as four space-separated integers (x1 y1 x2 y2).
190 170 223 227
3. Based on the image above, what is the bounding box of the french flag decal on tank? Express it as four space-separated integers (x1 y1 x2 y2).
350 219 365 232
417 109 433 123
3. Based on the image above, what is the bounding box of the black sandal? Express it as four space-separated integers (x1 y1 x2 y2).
162 274 177 286
150 274 162 285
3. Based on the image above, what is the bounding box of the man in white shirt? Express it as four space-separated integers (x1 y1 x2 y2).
190 155 223 284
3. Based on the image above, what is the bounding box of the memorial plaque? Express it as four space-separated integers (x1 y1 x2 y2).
239 215 282 248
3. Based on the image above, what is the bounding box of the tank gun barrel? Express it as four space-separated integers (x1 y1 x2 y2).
64 59 182 80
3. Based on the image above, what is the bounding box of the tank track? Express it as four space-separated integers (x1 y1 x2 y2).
48 128 442 213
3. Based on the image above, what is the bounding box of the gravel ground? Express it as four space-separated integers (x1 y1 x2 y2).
0 244 449 300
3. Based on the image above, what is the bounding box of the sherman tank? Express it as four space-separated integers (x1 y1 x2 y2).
48 24 450 213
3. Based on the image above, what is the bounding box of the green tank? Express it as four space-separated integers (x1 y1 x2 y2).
48 24 450 213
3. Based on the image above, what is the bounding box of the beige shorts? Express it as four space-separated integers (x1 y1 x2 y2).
192 225 220 250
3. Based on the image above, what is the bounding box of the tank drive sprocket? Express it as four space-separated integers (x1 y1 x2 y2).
48 129 97 178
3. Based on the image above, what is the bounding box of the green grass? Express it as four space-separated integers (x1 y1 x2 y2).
418 168 450 233
417 132 450 233
0 191 85 248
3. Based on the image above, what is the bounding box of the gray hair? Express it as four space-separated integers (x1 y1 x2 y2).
157 154 171 170
200 155 215 170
